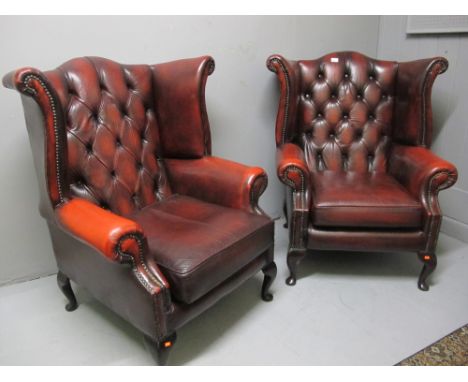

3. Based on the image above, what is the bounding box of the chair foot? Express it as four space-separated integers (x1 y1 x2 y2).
286 249 306 286
261 262 277 302
144 333 177 366
417 252 437 291
57 271 78 312
282 199 288 228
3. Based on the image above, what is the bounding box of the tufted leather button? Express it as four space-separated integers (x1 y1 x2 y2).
330 93 337 99
110 170 116 178
329 132 335 139
368 114 375 120
343 113 349 119
305 130 313 138
317 112 323 118
344 73 349 78
304 92 311 99
115 138 121 147
369 74 374 80
137 162 143 170
85 142 93 153
317 72 323 79
357 93 363 100
382 93 388 99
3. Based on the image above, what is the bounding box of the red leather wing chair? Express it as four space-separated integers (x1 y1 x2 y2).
3 56 276 365
267 51 457 291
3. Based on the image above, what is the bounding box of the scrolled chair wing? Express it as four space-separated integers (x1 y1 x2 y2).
268 51 457 290
4 55 276 365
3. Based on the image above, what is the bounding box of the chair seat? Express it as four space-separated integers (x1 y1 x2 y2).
130 194 273 304
310 171 423 228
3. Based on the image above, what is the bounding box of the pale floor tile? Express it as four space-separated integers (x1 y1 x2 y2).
0 221 467 365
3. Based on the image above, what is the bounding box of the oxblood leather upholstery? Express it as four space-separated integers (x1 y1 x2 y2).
311 171 422 228
268 51 457 290
3 56 275 364
130 194 273 304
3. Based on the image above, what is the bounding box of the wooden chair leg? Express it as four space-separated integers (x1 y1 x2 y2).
283 198 288 228
417 252 437 291
144 333 177 366
286 249 306 286
57 271 78 312
261 262 277 301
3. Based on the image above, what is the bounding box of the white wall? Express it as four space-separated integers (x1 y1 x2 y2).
0 16 380 285
378 16 468 243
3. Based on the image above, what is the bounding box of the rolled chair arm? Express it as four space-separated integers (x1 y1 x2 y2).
55 198 144 262
389 144 458 209
165 156 268 214
55 198 170 294
277 143 310 193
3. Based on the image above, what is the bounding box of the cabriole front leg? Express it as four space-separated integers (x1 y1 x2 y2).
57 271 78 311
261 261 277 301
286 249 306 286
417 252 437 291
283 198 288 228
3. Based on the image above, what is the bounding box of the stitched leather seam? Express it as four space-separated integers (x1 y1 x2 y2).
114 231 164 337
268 58 290 144
115 232 164 291
420 59 448 146
424 170 456 252
22 74 64 203
201 58 215 155
250 173 268 209
281 166 306 248
281 165 305 193
425 170 456 211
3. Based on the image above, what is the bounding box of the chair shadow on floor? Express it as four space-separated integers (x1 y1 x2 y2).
72 274 265 365
70 229 454 365
278 231 452 287
297 250 421 280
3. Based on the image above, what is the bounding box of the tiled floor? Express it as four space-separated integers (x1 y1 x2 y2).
1 221 467 365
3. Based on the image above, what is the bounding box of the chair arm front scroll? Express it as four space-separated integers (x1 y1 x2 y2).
389 145 458 213
277 143 310 250
165 156 268 214
55 198 169 293
277 143 310 193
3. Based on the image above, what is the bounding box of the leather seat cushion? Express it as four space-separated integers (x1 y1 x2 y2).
130 194 273 304
311 171 423 228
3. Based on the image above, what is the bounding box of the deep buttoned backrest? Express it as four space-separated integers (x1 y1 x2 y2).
44 57 170 216
296 52 397 173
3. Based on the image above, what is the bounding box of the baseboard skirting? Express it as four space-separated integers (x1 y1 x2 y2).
441 216 468 244
0 270 57 288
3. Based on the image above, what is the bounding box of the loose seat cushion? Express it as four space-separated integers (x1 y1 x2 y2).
311 171 423 228
130 194 273 304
